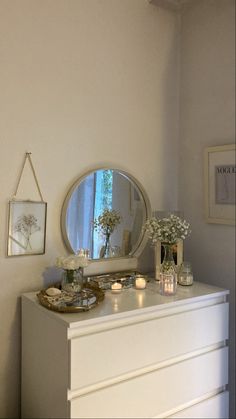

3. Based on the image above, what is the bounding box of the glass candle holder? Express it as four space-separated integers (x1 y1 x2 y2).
111 282 122 293
61 268 83 293
159 273 177 296
178 262 193 286
135 275 147 289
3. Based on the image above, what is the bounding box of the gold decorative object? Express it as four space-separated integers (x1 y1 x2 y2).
37 281 104 313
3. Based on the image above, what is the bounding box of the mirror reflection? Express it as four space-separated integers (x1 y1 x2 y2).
62 169 148 259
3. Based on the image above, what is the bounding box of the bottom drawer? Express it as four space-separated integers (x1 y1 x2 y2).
169 391 229 418
70 347 228 418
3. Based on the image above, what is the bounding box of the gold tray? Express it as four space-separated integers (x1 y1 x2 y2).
37 281 105 313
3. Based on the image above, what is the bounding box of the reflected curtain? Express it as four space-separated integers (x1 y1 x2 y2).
66 174 95 254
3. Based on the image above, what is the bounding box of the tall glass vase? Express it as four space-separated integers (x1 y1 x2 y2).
159 243 177 296
154 241 161 280
99 234 114 258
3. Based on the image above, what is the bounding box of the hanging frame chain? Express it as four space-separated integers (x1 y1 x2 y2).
13 152 44 202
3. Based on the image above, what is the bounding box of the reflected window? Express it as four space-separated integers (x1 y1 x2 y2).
66 170 114 258
64 169 147 258
93 170 113 258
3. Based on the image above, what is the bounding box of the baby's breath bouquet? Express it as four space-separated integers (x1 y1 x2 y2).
93 209 122 236
144 214 191 280
93 209 122 257
143 214 191 245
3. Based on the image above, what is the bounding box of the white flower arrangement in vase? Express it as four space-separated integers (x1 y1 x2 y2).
143 214 191 245
143 214 191 282
56 254 89 293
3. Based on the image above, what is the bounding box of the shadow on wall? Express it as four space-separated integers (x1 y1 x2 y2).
158 13 180 209
3 297 21 419
42 267 62 288
2 269 62 419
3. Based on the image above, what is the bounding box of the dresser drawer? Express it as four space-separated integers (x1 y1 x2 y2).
70 347 228 418
168 391 229 418
69 302 228 390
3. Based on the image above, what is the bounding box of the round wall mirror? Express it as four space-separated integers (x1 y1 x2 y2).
61 168 151 260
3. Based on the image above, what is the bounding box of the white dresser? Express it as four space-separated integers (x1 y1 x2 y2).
21 281 229 419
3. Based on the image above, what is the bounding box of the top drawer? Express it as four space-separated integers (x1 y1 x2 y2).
69 302 228 391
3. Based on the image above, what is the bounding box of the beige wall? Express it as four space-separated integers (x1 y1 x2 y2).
179 0 235 417
1 0 235 417
0 1 180 417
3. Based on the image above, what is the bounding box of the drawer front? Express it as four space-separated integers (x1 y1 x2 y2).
169 391 229 418
70 347 228 418
70 303 228 390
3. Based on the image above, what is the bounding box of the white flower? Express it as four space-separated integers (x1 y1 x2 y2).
56 255 89 270
143 214 191 245
93 208 122 237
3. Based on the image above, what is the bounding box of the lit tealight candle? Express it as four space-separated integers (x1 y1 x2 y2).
164 280 174 295
111 282 122 293
159 273 177 296
135 277 147 290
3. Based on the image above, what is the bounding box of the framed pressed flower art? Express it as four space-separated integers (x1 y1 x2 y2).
7 200 47 256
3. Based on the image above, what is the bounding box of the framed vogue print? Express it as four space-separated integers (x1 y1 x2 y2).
7 200 47 256
204 144 235 225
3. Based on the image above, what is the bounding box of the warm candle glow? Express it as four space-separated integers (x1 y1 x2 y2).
163 279 174 295
113 297 119 312
135 277 146 289
137 292 144 307
111 282 122 293
160 273 177 296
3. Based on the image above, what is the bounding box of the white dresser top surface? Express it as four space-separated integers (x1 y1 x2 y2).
22 280 229 329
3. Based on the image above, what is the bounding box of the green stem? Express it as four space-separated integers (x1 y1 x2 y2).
103 233 111 257
65 269 76 283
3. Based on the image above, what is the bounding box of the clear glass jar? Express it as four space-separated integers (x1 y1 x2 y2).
159 273 177 296
178 262 193 286
61 268 83 293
